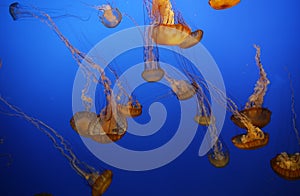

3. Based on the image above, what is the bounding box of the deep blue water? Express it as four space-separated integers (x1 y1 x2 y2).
0 0 300 195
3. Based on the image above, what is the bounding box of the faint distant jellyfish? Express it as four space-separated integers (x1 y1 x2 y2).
193 81 214 126
0 96 113 196
97 4 122 28
270 73 300 180
164 74 196 100
146 0 203 48
208 0 241 10
231 45 271 129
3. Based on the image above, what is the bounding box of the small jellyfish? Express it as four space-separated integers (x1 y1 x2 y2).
165 75 196 100
208 0 241 10
193 80 215 126
207 138 230 168
117 98 142 118
97 4 122 28
86 170 113 196
142 61 165 82
142 26 165 82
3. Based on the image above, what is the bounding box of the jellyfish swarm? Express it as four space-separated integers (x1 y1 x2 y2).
208 0 240 10
0 96 113 196
96 4 122 28
146 0 203 48
230 45 270 150
270 73 300 180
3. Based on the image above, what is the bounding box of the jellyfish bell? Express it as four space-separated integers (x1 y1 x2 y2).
179 29 204 49
70 110 127 144
230 107 272 129
169 79 196 100
70 111 99 137
117 100 142 118
231 132 269 150
86 170 113 196
194 115 215 126
208 0 241 10
142 61 165 82
208 150 230 168
270 152 300 180
98 4 122 28
151 24 192 46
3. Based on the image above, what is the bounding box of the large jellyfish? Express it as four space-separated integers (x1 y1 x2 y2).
0 96 113 196
145 0 203 48
270 73 300 180
208 0 241 10
231 45 271 129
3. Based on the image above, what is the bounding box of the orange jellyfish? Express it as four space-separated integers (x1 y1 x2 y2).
207 136 230 168
231 45 271 129
141 18 165 82
145 0 203 48
189 76 229 167
230 45 270 150
0 96 113 196
270 73 300 180
208 0 241 10
96 4 122 28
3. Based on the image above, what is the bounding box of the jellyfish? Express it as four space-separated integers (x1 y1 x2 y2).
164 74 196 100
87 3 122 28
207 136 230 168
229 45 270 149
144 0 203 48
0 96 113 195
208 0 241 10
231 45 271 129
270 72 300 180
141 2 165 82
192 80 215 126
